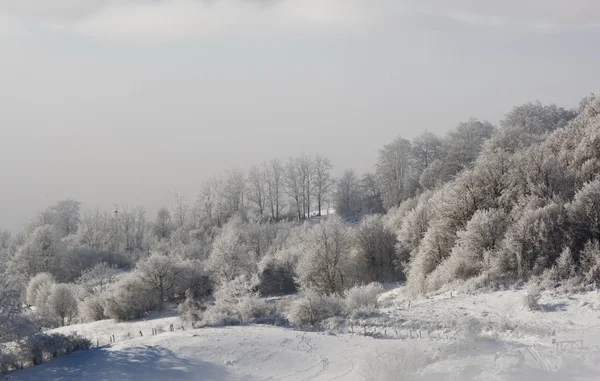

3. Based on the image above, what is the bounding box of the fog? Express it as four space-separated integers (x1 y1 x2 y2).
2 0 600 231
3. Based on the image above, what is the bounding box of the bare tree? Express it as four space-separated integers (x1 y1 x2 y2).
313 154 334 216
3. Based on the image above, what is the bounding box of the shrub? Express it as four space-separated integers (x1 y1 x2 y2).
285 292 344 328
79 295 106 322
104 275 158 321
178 289 205 325
344 283 384 315
238 296 277 323
256 262 297 297
16 332 92 368
173 260 211 302
522 283 541 311
25 273 55 307
48 284 78 326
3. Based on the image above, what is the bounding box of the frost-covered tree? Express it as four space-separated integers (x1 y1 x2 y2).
104 274 158 321
499 201 567 279
178 289 205 324
376 137 415 209
12 224 64 279
48 200 81 238
568 178 600 251
48 284 78 326
75 262 119 295
26 272 56 307
1 272 36 343
263 159 285 220
296 216 353 295
247 165 266 216
313 154 334 217
411 132 442 174
223 168 246 216
421 119 495 188
361 173 384 215
334 169 362 219
298 154 316 218
136 253 183 308
284 157 304 220
153 207 173 241
172 194 188 229
428 209 507 288
208 219 254 284
354 215 399 282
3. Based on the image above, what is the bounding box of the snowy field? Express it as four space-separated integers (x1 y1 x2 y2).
9 287 600 381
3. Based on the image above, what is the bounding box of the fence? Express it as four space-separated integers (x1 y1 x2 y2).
89 323 190 348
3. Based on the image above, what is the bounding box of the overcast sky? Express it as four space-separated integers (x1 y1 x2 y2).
2 0 600 232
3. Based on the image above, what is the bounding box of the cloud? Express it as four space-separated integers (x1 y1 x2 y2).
0 0 377 41
410 1 600 30
1 0 600 41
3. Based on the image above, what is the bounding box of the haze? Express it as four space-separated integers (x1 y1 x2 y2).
2 0 600 232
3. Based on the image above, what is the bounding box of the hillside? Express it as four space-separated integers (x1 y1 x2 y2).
10 286 600 381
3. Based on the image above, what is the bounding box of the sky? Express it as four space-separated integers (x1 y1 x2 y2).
2 0 600 232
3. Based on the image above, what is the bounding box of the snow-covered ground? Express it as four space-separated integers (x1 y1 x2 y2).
9 288 600 381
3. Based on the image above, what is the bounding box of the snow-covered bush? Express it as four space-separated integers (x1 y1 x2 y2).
522 283 541 311
136 253 181 309
17 332 91 368
296 216 353 295
237 296 277 323
353 216 399 283
256 259 297 297
75 262 119 295
178 289 205 325
104 275 158 321
285 292 344 328
202 276 260 326
79 295 106 322
208 219 255 285
25 272 55 307
48 284 78 326
173 259 211 302
344 283 384 315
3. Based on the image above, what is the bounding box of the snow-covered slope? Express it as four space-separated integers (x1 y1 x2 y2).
10 288 600 381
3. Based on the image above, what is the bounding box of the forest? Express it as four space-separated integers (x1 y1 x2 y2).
2 93 600 373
